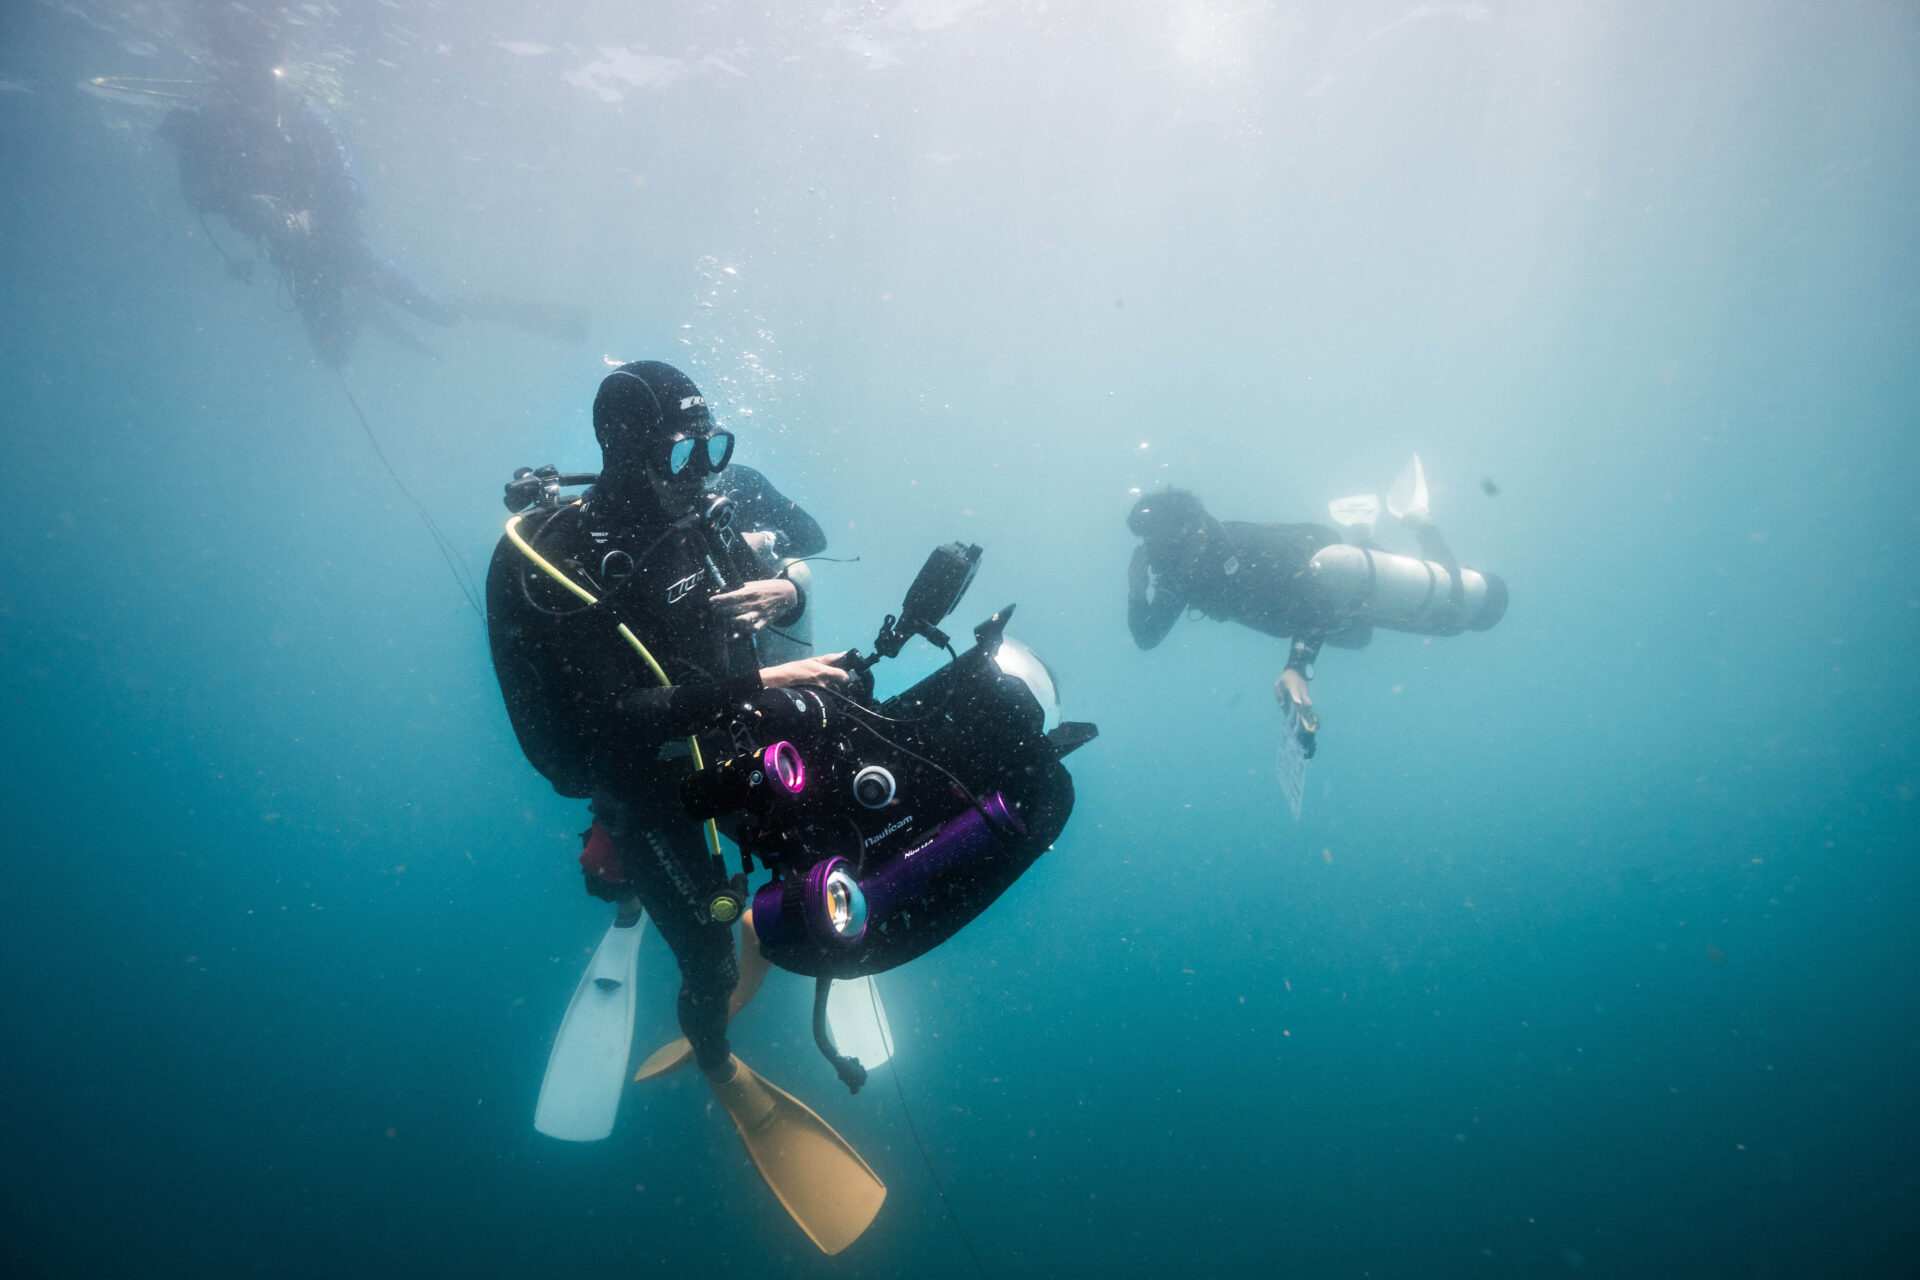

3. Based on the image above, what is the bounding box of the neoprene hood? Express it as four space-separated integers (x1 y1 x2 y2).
593 361 715 474
1127 488 1207 543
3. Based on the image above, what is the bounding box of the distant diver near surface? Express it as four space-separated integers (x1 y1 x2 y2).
1127 454 1507 815
156 1 586 366
490 360 1094 1253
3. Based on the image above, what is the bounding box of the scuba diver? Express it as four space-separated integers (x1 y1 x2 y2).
487 360 885 1253
1127 455 1507 811
158 2 584 365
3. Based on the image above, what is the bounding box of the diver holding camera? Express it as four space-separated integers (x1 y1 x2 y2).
488 360 1095 1255
487 362 849 1072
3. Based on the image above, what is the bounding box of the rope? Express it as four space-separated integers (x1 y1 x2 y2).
334 370 484 621
877 980 991 1280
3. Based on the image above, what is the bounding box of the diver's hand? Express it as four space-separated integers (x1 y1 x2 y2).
741 530 777 556
1277 668 1313 713
1277 669 1318 759
761 654 856 690
710 579 798 632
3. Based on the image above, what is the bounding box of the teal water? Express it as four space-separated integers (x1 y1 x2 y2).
3 2 1916 1276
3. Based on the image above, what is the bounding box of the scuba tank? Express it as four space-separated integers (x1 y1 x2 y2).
1316 454 1508 637
754 557 815 666
1303 543 1508 637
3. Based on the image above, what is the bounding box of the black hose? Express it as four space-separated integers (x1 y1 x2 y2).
812 977 867 1094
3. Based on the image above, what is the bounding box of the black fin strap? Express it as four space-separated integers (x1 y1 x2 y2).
813 976 867 1094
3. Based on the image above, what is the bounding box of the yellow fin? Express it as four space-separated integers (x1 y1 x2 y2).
707 1056 886 1255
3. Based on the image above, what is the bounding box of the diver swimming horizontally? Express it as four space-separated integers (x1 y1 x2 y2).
489 360 1095 1252
1126 455 1506 812
158 2 584 366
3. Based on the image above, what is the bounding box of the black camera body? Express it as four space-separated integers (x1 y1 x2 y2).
684 548 1096 978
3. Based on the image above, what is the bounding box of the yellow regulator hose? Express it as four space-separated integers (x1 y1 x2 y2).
504 514 731 898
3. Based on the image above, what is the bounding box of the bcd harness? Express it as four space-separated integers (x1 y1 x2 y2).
504 507 742 926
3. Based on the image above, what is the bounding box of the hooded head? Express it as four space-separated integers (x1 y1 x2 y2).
1127 488 1215 574
1127 488 1207 544
592 360 729 512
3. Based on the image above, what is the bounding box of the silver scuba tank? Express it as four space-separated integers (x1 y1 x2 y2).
754 557 815 665
1304 543 1508 637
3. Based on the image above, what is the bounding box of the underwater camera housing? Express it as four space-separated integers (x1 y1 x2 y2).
869 541 982 659
684 545 1098 981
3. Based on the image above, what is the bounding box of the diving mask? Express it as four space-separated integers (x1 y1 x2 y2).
666 430 735 477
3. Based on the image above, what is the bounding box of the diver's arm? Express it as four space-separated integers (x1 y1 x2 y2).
728 465 828 559
713 532 804 628
1276 635 1319 742
774 559 808 624
1278 634 1318 701
612 673 766 739
1407 519 1457 569
1285 634 1322 677
614 655 847 725
1276 635 1320 757
711 579 801 632
1127 546 1185 650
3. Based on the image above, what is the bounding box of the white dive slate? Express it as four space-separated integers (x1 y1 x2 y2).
1276 699 1310 820
1327 493 1381 540
534 915 645 1141
826 974 894 1070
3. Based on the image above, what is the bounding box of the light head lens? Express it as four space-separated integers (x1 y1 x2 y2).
823 867 867 941
803 858 867 946
764 741 805 795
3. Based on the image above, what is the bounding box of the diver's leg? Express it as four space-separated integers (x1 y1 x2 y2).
356 241 458 326
597 796 739 1074
1410 521 1457 568
361 303 441 360
445 292 591 343
277 244 356 366
297 282 355 366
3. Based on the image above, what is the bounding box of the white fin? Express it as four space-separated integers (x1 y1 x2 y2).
1327 494 1380 539
827 974 894 1070
1387 454 1430 524
535 915 645 1141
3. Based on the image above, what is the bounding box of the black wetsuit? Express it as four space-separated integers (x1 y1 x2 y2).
486 487 783 1073
1129 518 1367 666
162 95 454 365
720 464 827 560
